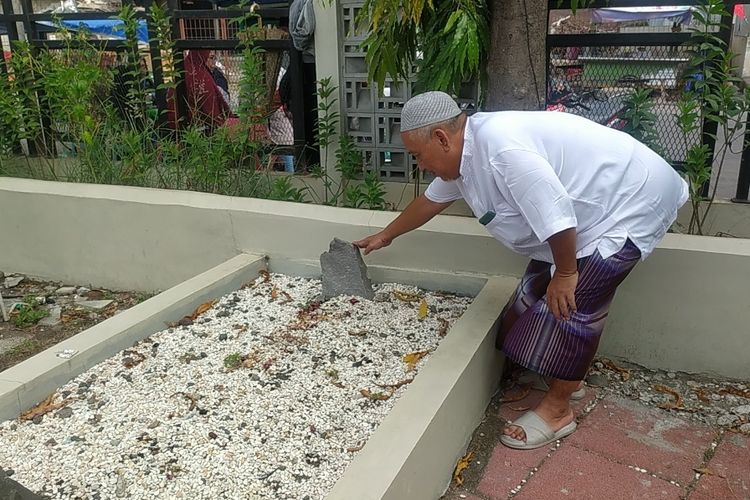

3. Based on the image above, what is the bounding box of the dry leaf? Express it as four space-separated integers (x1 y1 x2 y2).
271 287 279 300
452 451 474 486
349 298 360 305
346 442 365 453
601 358 631 381
403 350 429 371
695 388 711 404
189 300 217 320
376 378 414 390
437 318 449 337
393 290 420 302
348 330 367 337
232 324 248 333
259 270 270 283
122 350 146 369
281 291 293 304
418 299 428 320
501 385 531 403
693 468 714 476
21 394 65 421
654 384 684 409
718 386 750 399
360 389 392 401
173 391 199 411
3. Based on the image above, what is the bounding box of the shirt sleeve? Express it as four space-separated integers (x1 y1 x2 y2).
424 178 464 203
490 150 577 242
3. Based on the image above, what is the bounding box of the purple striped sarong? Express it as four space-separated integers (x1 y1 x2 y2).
497 239 641 381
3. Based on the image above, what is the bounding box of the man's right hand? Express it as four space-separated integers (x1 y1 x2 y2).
353 232 393 256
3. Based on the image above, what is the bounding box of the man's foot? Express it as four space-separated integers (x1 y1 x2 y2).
503 399 575 442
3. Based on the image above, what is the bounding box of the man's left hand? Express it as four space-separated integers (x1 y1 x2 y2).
546 271 578 321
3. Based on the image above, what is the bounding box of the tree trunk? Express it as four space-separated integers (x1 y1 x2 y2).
486 0 547 111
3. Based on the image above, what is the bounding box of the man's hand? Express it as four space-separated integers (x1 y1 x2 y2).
353 232 393 255
546 271 578 321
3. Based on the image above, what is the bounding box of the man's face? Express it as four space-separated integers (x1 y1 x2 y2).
402 129 461 181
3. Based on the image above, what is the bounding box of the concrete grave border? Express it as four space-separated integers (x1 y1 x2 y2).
0 249 514 500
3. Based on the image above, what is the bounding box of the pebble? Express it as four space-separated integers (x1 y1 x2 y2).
731 405 750 415
586 374 608 387
717 414 737 426
55 407 73 419
739 423 750 434
55 286 76 295
0 274 471 499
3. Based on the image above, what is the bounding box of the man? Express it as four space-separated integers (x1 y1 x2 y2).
354 91 688 450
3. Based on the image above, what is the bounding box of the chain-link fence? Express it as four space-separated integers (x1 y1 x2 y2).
548 44 698 163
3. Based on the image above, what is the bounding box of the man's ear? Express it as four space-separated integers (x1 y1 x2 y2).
434 129 450 150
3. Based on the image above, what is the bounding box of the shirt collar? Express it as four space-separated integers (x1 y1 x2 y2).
459 116 474 179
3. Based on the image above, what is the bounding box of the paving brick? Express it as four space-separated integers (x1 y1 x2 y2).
476 441 554 499
514 446 683 500
690 433 750 500
441 493 485 500
567 395 717 485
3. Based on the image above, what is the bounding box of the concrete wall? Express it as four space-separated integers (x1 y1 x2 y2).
1 177 749 379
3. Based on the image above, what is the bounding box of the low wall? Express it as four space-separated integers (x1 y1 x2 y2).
1 177 749 379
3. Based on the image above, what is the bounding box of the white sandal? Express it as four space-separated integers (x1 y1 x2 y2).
501 410 578 450
517 370 586 400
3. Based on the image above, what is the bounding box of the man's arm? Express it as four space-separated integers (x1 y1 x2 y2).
354 194 453 255
546 228 578 321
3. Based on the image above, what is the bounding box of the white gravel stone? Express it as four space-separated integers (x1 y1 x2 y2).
0 274 471 499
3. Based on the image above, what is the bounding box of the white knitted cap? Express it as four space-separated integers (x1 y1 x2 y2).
400 91 461 132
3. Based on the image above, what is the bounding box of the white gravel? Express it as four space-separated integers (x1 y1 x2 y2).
0 273 472 499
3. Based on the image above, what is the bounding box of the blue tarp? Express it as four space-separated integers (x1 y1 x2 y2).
38 19 150 44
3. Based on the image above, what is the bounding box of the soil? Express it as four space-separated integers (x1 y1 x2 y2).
0 273 151 372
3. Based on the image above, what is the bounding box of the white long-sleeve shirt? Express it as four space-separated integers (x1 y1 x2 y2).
425 111 689 263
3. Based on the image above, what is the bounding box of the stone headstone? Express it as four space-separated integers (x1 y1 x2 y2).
320 238 374 301
0 468 45 499
38 306 62 327
75 300 113 311
3 276 24 288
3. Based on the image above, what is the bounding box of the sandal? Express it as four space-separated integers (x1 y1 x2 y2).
501 410 577 450
517 370 586 400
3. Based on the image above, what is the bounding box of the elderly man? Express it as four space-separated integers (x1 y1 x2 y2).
354 91 688 450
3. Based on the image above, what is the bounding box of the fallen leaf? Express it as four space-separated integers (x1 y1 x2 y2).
437 318 449 337
601 358 631 381
695 388 711 404
403 350 429 371
348 330 367 337
189 300 217 320
509 405 531 412
418 299 428 320
172 391 199 411
122 350 146 369
20 394 65 421
654 384 684 409
271 287 279 300
360 388 393 401
718 386 750 399
281 291 293 304
349 298 360 305
262 358 275 371
376 378 414 390
232 324 248 333
392 290 420 302
346 442 365 453
501 385 531 403
453 451 474 486
693 468 714 476
259 270 270 283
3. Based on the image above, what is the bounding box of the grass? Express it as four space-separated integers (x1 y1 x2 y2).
12 298 49 328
